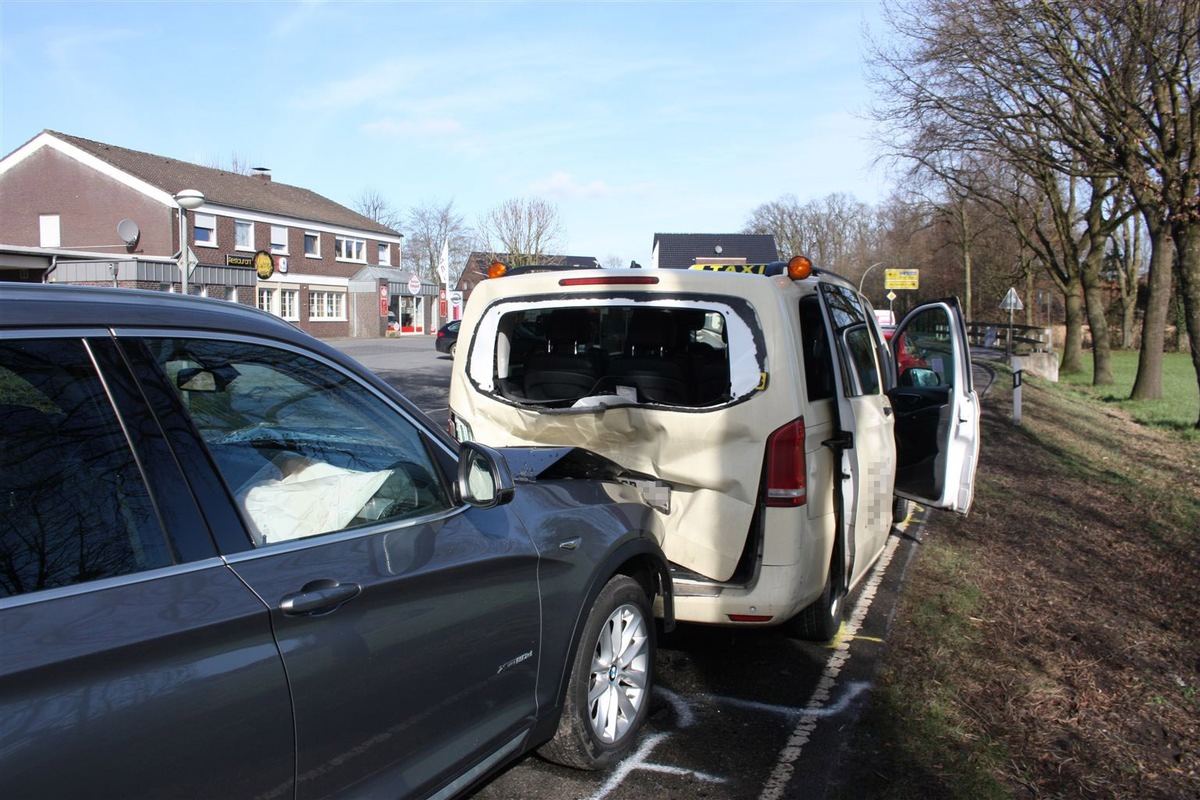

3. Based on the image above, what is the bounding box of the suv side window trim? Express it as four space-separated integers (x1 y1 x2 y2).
217 504 467 565
0 557 230 611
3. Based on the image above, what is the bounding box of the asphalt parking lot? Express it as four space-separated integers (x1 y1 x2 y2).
326 335 955 800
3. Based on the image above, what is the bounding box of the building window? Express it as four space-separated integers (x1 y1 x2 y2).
335 236 366 262
257 287 275 314
224 286 238 302
39 214 61 247
270 225 288 254
194 213 216 246
378 242 391 266
304 231 320 258
310 290 346 320
235 220 254 251
280 289 299 320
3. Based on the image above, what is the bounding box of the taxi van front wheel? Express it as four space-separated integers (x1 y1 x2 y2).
539 575 655 770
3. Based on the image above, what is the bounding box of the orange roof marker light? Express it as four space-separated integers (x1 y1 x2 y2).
488 261 509 279
787 256 813 281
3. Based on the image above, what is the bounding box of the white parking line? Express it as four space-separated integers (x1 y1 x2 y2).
584 732 726 800
758 530 904 800
583 523 909 800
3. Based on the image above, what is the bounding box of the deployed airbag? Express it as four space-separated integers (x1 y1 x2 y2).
238 453 392 545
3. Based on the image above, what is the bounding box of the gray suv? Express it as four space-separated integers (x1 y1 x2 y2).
0 284 673 798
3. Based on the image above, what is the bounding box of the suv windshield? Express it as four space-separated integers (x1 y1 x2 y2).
480 302 753 409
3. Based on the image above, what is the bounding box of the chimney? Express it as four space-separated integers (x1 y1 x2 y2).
251 167 272 182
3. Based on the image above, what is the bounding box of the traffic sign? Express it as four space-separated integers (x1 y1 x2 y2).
885 269 919 290
1000 287 1024 311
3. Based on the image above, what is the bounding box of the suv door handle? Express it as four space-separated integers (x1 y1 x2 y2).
280 579 362 616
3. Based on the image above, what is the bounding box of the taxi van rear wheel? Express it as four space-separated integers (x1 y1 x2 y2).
539 575 655 770
792 558 845 642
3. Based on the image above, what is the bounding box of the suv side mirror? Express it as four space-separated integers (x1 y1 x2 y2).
456 442 516 508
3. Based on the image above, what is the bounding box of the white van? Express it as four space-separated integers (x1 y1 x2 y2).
448 257 980 640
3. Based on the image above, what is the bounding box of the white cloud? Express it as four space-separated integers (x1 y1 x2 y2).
361 117 463 138
528 171 613 201
270 0 331 39
44 27 137 70
293 62 412 112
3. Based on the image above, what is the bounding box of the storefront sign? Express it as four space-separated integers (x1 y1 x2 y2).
253 251 275 280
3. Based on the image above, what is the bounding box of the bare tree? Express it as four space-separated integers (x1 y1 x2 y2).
403 199 472 286
203 153 254 175
868 0 1191 395
1108 216 1149 349
743 192 883 283
352 188 402 231
476 197 565 267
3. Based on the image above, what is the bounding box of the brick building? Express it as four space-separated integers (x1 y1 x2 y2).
0 130 417 338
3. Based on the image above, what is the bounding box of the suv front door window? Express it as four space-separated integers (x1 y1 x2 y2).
145 338 452 546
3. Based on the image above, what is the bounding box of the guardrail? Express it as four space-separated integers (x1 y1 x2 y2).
966 321 1052 354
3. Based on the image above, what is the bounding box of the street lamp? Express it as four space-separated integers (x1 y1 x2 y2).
174 189 205 294
858 261 884 294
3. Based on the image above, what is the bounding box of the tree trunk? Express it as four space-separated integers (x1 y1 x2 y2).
1023 249 1036 327
1171 221 1200 428
1081 270 1114 385
1130 216 1173 400
1061 279 1086 375
960 204 973 322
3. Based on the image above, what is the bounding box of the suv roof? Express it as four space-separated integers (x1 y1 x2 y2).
0 284 301 342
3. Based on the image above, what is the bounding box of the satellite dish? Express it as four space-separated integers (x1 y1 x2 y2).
117 219 141 246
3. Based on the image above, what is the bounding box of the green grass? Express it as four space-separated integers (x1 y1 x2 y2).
1059 351 1199 437
830 544 1012 800
832 360 1200 798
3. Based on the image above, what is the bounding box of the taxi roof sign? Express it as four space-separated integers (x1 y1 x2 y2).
690 263 771 274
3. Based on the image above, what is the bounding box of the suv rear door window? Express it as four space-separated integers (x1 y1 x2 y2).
0 339 171 597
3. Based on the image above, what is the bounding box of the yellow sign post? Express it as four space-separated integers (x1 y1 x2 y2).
885 269 919 290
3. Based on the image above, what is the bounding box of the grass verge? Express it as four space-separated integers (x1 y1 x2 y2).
1059 351 1199 438
829 358 1200 800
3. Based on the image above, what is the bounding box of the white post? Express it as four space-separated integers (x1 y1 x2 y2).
174 189 205 296
1012 356 1023 426
178 206 189 295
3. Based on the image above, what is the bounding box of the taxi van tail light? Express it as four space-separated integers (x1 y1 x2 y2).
765 417 807 507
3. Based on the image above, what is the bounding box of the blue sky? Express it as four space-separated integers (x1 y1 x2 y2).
1 0 889 266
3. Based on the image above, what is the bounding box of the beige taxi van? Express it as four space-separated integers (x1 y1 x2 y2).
447 257 980 640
